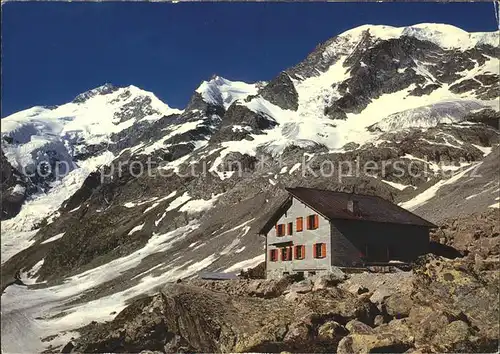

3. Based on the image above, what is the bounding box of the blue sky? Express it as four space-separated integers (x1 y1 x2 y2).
2 2 498 117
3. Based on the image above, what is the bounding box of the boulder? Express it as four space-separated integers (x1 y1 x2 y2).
312 268 347 290
247 277 291 298
373 315 385 327
295 287 377 325
317 321 344 340
287 279 313 294
369 288 391 310
345 320 374 335
431 320 472 352
337 332 413 354
407 306 450 346
283 320 311 341
384 293 414 318
239 261 265 279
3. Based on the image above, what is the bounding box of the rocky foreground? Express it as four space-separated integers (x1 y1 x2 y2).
56 255 499 354
54 211 499 354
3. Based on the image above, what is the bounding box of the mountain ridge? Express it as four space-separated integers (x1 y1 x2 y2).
1 22 499 353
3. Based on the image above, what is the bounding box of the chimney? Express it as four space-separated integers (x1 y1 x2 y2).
347 199 360 216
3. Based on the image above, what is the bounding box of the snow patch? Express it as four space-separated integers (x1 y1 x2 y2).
224 254 265 273
127 223 145 235
178 193 223 214
381 180 414 191
399 163 482 210
40 233 65 245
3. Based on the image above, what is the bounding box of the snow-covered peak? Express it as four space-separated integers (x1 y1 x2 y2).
336 23 499 50
3 84 181 139
196 76 260 110
72 83 118 103
1 84 182 171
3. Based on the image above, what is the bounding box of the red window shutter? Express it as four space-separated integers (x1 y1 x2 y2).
294 246 298 259
313 244 317 258
321 243 327 258
287 223 292 236
277 224 285 237
296 217 303 232
301 245 305 259
306 216 311 230
314 215 319 229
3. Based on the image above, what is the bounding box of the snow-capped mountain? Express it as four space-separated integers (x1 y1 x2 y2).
196 76 263 109
1 23 499 353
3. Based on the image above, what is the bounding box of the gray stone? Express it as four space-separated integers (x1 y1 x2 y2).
312 268 347 290
287 279 313 294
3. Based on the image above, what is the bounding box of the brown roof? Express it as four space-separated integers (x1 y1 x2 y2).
286 187 437 228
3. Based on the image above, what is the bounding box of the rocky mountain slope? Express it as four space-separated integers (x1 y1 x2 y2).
61 252 499 353
1 23 499 353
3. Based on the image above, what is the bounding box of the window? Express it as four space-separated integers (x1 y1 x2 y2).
269 249 278 262
281 246 293 261
294 245 305 260
313 243 327 258
287 222 293 236
306 214 319 230
296 217 303 232
275 224 286 237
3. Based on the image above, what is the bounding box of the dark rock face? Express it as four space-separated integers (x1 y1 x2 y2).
221 152 258 172
409 83 442 96
464 108 500 129
287 29 362 80
113 95 159 123
324 36 438 118
317 34 498 121
62 171 102 212
210 104 277 144
450 79 482 94
1 156 26 219
72 83 118 104
72 142 109 161
260 72 299 111
0 150 36 220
